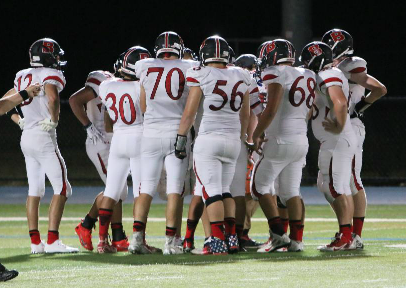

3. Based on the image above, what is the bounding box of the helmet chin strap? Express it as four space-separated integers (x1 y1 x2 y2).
334 47 354 60
318 58 325 72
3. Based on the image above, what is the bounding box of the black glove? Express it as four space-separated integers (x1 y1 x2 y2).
351 98 371 119
175 134 187 159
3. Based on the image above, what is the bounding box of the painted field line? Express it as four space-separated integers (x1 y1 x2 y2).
0 217 405 223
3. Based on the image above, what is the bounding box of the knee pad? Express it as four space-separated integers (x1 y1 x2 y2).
317 171 334 204
222 192 232 199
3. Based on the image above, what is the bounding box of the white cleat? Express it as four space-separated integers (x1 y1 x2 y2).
45 240 79 253
163 236 183 255
31 240 45 254
257 233 290 253
351 233 364 250
288 240 304 252
128 232 152 254
174 236 183 247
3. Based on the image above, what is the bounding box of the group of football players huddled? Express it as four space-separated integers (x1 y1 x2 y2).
4 28 386 256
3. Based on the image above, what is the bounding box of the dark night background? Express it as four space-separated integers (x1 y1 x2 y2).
0 0 405 184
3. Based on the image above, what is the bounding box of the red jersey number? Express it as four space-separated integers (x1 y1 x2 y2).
210 80 245 112
17 74 33 106
106 93 136 125
289 76 316 108
147 67 185 100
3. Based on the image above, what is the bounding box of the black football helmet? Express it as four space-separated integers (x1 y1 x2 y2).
199 36 230 65
29 38 66 69
183 47 198 61
120 46 151 78
113 51 125 77
300 41 333 73
322 28 354 59
228 46 236 64
154 31 184 58
234 54 257 70
260 39 295 69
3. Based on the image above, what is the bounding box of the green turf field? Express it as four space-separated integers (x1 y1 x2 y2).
1 204 405 287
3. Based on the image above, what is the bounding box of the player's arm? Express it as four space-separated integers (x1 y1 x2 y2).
175 86 203 159
140 85 146 114
104 110 113 133
350 72 387 114
0 85 41 116
240 90 250 141
45 84 60 123
322 86 347 134
252 83 283 153
69 86 96 126
247 109 258 143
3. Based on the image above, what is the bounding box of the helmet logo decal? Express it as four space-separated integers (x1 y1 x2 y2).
42 41 54 53
139 53 149 60
330 31 345 42
261 42 276 58
308 44 323 56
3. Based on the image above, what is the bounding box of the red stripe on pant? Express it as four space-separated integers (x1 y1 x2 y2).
193 160 209 200
251 155 264 199
97 153 107 175
329 157 339 198
351 156 363 191
55 150 67 196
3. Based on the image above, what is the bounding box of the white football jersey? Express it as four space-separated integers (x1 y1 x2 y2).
85 71 114 133
14 67 66 131
99 78 143 132
134 58 199 132
336 56 367 127
186 66 251 137
311 67 354 143
248 71 263 115
261 65 316 144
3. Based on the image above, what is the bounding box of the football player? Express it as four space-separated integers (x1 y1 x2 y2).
252 39 315 252
232 54 263 249
183 47 198 61
130 32 199 255
322 29 387 249
301 41 357 251
69 55 130 252
95 46 150 253
13 38 78 253
176 35 251 254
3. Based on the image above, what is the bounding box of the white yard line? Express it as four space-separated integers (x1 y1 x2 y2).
0 217 405 223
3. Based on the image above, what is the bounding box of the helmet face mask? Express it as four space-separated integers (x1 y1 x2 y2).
29 38 66 70
154 31 184 58
322 28 354 60
300 41 333 73
119 46 151 79
199 36 230 66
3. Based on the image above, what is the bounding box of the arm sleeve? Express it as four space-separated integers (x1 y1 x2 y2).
85 71 112 97
42 70 66 92
317 69 344 95
186 67 207 87
261 66 285 87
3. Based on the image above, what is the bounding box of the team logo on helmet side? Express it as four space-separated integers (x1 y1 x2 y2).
42 41 55 53
262 42 276 58
139 53 150 60
330 31 345 43
308 44 323 56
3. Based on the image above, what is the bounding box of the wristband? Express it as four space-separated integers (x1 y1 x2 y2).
19 90 29 101
354 98 372 115
83 122 92 130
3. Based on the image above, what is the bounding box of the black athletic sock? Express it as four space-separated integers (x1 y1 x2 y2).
111 223 126 241
82 214 97 230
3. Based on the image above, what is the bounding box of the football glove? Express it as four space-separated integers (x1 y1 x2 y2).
174 134 187 159
39 118 58 131
84 122 104 145
18 118 25 130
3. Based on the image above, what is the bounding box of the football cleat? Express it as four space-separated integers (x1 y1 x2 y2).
258 237 272 250
45 240 79 253
183 238 195 253
208 237 228 255
144 241 162 254
257 233 290 253
240 235 263 249
191 237 212 255
128 231 152 254
288 240 304 252
163 236 183 255
174 236 183 247
226 234 239 254
75 222 94 251
318 233 352 252
351 233 364 250
97 238 117 254
31 240 45 254
0 267 19 282
112 238 129 252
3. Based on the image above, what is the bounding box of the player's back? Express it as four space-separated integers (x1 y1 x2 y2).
312 67 353 143
14 67 65 132
135 58 198 131
262 65 316 143
99 78 143 132
85 70 114 133
186 66 251 137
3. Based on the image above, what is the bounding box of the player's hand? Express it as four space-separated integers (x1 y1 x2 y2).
322 118 341 134
174 134 187 159
18 118 25 130
253 133 267 155
39 118 58 131
245 140 255 155
25 83 42 98
85 122 105 145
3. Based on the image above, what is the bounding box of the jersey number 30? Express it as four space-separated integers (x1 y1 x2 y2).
105 93 136 125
